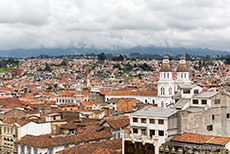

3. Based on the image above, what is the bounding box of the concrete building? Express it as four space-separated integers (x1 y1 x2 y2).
123 107 177 154
122 90 230 154
0 119 51 154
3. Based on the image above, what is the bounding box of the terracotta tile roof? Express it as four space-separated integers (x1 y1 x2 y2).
1 118 31 126
81 101 100 107
56 138 122 154
0 98 29 109
59 91 76 96
17 129 113 148
60 121 77 129
92 149 122 154
172 132 230 145
59 103 79 107
104 116 130 129
106 90 157 96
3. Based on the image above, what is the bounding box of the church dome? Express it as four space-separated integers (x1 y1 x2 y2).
180 55 186 60
160 63 172 72
163 54 169 59
177 55 188 72
176 64 188 72
160 54 172 72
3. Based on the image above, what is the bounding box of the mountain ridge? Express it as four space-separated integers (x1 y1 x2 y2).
0 46 229 58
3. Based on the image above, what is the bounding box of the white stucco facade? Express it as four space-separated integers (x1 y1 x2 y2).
20 121 51 138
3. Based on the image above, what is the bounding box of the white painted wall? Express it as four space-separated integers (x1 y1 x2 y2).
20 122 51 138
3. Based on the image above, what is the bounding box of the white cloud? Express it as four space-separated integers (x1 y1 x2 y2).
0 0 230 51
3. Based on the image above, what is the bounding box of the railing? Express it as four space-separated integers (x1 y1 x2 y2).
124 133 160 143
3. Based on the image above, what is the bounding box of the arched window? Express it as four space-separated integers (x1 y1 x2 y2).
161 101 164 107
169 87 172 95
184 73 186 78
164 73 166 78
167 73 169 78
161 87 165 95
152 100 155 104
181 73 183 78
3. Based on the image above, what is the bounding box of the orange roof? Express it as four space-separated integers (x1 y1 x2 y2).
106 90 157 96
172 132 230 145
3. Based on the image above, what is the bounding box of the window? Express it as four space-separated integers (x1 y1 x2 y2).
207 125 213 131
158 119 164 125
21 145 25 154
141 118 146 123
150 130 155 137
48 147 54 154
212 115 215 120
159 130 164 136
150 119 155 124
181 73 183 78
227 113 230 119
133 128 138 134
214 99 220 104
133 118 138 123
27 147 31 154
141 129 146 135
161 87 165 95
193 100 198 104
194 90 199 94
183 89 190 94
152 100 155 104
34 148 38 154
167 73 169 78
169 87 172 95
201 100 207 105
184 73 186 78
145 100 148 104
164 73 166 78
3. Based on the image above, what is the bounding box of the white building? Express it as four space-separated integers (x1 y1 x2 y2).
157 55 175 107
122 106 177 154
105 55 192 108
175 55 192 91
17 130 113 154
0 119 51 153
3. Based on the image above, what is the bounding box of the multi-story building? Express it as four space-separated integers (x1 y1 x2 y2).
0 119 51 154
56 86 83 105
123 107 177 154
123 89 230 154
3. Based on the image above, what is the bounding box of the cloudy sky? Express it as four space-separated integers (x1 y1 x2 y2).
0 0 230 51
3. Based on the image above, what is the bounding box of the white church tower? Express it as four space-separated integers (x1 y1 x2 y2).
157 55 174 107
175 55 191 91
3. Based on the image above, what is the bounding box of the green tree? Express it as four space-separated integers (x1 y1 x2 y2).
45 63 52 72
97 52 106 61
226 56 230 64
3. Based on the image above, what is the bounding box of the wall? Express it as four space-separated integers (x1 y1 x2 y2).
21 122 51 138
0 109 27 120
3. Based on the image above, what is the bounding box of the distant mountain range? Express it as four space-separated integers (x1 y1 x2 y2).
0 46 229 58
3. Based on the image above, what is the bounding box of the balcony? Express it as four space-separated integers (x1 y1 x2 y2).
123 129 166 145
124 133 159 144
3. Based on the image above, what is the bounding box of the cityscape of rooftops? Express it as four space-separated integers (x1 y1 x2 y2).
1 0 230 154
